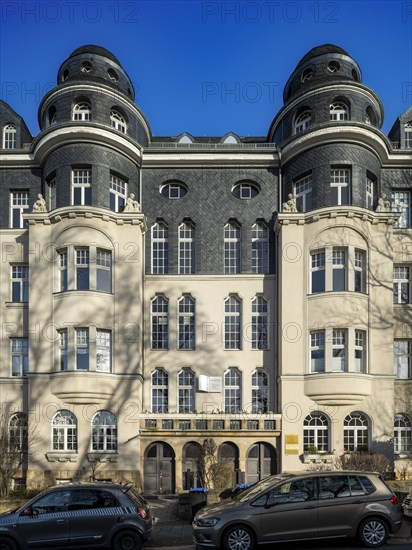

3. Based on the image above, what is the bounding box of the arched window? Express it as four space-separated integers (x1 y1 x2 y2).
294 110 311 133
251 370 268 413
91 410 117 451
9 413 28 451
343 412 369 451
251 222 269 273
394 414 411 453
405 122 412 148
365 106 377 127
178 368 195 413
152 369 168 413
110 109 127 133
48 106 57 126
224 368 242 413
303 412 329 452
301 68 313 82
52 410 77 451
178 295 195 350
151 295 168 349
224 221 241 274
151 221 168 274
330 101 349 121
178 221 195 274
72 102 91 121
3 124 16 149
224 295 241 350
251 296 269 350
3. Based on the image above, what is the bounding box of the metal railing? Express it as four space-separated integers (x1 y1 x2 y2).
147 142 276 150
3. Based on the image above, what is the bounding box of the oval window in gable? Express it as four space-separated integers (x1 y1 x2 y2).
160 182 188 200
232 182 260 200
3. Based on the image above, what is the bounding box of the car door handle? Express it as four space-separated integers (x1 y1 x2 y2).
56 519 67 524
351 500 364 504
304 505 316 509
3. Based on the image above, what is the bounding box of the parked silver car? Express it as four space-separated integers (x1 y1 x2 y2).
402 491 412 519
192 471 402 549
0 482 153 550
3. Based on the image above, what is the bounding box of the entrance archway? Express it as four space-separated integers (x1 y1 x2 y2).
219 442 240 485
246 442 277 484
144 442 175 494
182 442 203 490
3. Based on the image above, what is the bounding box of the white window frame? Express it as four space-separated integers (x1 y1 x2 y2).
10 191 29 229
393 266 410 304
58 329 68 371
224 221 241 274
91 410 117 452
178 295 195 350
392 191 411 228
151 295 169 349
151 369 168 413
251 296 269 350
75 248 89 290
330 102 349 121
178 368 195 413
294 174 312 212
251 370 268 413
3 124 16 149
394 414 412 454
110 110 127 133
303 412 330 452
71 168 91 206
310 331 325 372
366 178 376 209
405 122 412 148
310 251 325 293
46 176 56 210
11 338 28 377
52 410 77 452
354 250 366 293
110 174 127 212
151 221 168 274
96 329 111 372
9 413 28 452
96 249 112 293
224 295 242 350
330 168 351 205
354 330 366 373
332 249 346 291
294 110 311 133
251 222 269 274
224 367 242 413
332 329 347 372
394 340 411 379
343 412 369 452
178 221 195 274
11 265 29 302
72 102 91 121
75 328 89 371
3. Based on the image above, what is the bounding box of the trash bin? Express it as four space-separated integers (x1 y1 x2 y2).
189 488 208 520
236 483 254 491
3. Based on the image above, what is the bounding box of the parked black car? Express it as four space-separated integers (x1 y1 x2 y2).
0 482 153 550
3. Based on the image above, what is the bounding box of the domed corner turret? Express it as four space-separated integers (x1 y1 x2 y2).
57 45 135 100
282 44 362 104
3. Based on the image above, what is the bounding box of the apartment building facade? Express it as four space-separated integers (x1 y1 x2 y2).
0 43 411 492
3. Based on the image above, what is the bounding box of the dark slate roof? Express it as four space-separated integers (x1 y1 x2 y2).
69 45 122 66
296 44 350 69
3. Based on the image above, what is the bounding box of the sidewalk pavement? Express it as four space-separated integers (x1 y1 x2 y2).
144 496 412 549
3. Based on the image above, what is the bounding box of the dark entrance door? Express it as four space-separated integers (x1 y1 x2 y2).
246 442 277 484
144 442 175 494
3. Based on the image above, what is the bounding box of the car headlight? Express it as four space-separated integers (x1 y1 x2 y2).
194 516 220 527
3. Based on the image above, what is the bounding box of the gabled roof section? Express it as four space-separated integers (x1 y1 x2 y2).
0 99 33 142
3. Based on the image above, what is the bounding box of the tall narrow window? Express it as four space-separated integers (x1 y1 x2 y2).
178 221 195 274
96 330 111 372
303 413 329 452
294 110 311 133
75 328 89 371
224 221 241 274
224 295 241 350
405 122 412 148
392 191 411 228
344 412 369 451
11 338 28 376
110 174 127 212
96 250 112 293
394 340 411 379
11 265 29 302
330 102 349 121
52 411 77 451
10 191 29 228
354 330 366 373
58 250 67 291
251 296 269 350
72 102 91 121
151 221 168 274
3 124 16 149
330 168 350 205
332 329 347 371
354 250 366 293
251 222 269 274
251 370 268 413
9 413 28 451
58 329 68 371
332 249 346 291
366 178 376 209
178 295 195 350
394 414 412 453
46 176 56 210
91 411 117 451
224 368 242 413
75 249 89 290
110 110 127 133
393 266 410 304
294 174 312 212
152 369 168 413
178 368 195 413
310 251 325 293
71 168 91 206
151 295 169 349
310 331 325 372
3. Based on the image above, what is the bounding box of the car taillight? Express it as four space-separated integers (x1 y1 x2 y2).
390 495 398 505
137 507 147 519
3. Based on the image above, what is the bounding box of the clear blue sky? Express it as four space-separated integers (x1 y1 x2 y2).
1 0 411 138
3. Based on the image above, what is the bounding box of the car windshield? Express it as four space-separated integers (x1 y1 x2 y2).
235 475 294 503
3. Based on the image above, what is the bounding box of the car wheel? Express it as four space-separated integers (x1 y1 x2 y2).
112 530 142 550
358 517 388 547
222 525 255 550
0 537 19 550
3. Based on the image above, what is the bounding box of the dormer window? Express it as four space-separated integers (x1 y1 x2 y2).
72 102 91 122
160 182 188 200
232 182 260 199
301 69 313 82
405 122 412 148
107 68 118 82
327 61 340 73
81 62 92 74
330 102 349 121
3 124 16 149
294 110 311 134
110 110 127 133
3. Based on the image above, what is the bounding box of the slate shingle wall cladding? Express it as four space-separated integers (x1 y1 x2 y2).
283 144 381 209
0 102 32 148
42 144 139 209
381 168 412 191
0 168 41 228
142 167 279 275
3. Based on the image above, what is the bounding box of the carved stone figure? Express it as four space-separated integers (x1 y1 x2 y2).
376 193 391 212
282 193 298 212
124 193 141 212
32 193 47 212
